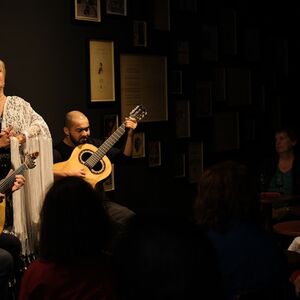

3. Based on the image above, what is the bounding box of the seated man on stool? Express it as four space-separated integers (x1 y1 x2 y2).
53 110 138 249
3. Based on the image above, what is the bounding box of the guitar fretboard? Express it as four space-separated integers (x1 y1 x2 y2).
84 124 126 168
0 164 27 194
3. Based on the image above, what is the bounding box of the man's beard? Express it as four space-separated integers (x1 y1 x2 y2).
70 134 88 146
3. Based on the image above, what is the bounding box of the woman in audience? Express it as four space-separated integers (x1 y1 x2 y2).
194 160 292 299
112 211 224 300
18 176 116 300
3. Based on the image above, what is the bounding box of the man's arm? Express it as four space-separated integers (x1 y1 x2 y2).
123 117 137 157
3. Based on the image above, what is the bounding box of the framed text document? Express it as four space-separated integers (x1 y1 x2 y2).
120 54 168 122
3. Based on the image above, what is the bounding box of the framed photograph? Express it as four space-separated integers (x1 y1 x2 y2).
75 0 101 22
174 153 186 178
200 25 218 61
188 142 203 183
106 0 127 16
104 114 119 139
89 39 115 102
120 54 168 122
176 40 189 65
171 70 182 95
133 21 147 47
153 0 170 31
132 132 145 158
103 164 115 191
175 100 190 138
148 140 161 167
195 80 213 117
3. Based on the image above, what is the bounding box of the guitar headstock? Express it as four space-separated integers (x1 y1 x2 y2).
24 152 39 169
129 105 147 121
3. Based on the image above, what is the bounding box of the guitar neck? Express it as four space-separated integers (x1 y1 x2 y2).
0 164 27 194
85 124 126 168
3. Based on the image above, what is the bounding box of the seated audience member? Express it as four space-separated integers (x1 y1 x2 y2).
259 127 300 195
112 212 224 300
194 160 291 300
18 177 116 300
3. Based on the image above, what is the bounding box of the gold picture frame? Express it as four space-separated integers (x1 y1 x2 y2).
89 39 115 102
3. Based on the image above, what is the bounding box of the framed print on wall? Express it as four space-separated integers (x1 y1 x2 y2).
148 140 161 167
132 132 145 158
104 114 119 139
106 0 127 16
89 39 115 102
103 164 115 191
75 0 101 22
133 21 147 47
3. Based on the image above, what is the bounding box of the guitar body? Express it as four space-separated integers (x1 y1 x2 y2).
53 143 112 188
0 197 5 235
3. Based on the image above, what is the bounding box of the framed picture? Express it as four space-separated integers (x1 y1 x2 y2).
106 0 127 16
195 80 213 117
74 0 101 22
132 132 145 158
174 153 186 178
103 164 115 191
133 21 147 47
148 140 161 167
89 40 115 102
120 54 168 122
188 142 203 183
104 114 119 139
171 70 182 95
175 100 190 138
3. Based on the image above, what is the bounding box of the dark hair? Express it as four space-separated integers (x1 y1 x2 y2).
113 212 223 300
194 160 260 232
38 176 112 262
275 127 298 142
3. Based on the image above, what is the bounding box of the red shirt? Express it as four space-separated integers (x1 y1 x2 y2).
18 258 116 300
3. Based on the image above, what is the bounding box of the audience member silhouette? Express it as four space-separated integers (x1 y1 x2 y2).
112 212 223 300
18 176 116 300
194 160 291 300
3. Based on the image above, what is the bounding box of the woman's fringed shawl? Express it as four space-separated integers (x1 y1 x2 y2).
2 96 54 255
11 137 53 255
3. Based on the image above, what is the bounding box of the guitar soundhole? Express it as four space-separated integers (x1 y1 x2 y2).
80 150 105 174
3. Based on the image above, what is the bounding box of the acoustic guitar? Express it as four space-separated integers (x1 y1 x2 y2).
53 105 147 188
0 152 39 234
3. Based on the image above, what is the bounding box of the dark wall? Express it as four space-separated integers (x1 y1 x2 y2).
0 0 293 216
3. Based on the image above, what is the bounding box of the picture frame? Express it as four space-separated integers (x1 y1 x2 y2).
106 0 127 16
148 140 161 167
195 80 213 117
171 70 183 95
74 0 101 22
103 164 115 191
120 54 168 122
174 153 186 178
175 100 190 138
133 21 147 47
132 132 145 158
89 39 115 102
104 114 119 140
188 142 203 183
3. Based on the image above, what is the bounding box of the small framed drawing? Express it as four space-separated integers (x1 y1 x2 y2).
104 114 119 139
132 132 145 158
133 21 147 47
106 0 127 16
103 164 115 191
89 39 115 102
148 140 161 167
74 0 101 22
175 100 190 138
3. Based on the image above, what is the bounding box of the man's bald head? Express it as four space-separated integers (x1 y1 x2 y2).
64 111 88 129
